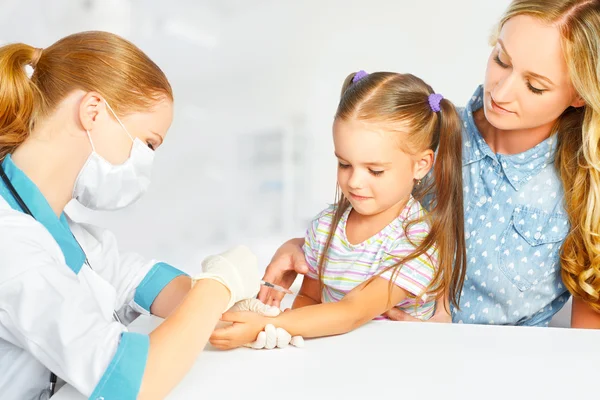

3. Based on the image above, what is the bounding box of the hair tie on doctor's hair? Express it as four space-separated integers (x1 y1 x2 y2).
352 70 369 83
428 93 443 113
31 48 43 69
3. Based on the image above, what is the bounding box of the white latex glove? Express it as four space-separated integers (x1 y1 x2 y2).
192 245 261 310
228 298 281 316
249 324 304 350
228 299 304 349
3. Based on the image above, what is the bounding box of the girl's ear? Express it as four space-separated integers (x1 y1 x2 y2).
414 149 434 180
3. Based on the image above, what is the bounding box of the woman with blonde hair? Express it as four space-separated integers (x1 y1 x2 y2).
259 0 600 335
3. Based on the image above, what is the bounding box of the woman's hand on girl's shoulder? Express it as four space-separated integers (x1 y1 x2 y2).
385 307 451 323
385 297 452 323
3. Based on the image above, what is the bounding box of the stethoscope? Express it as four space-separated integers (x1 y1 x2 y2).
0 163 121 399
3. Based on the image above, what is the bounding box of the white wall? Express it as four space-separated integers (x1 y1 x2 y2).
0 0 512 270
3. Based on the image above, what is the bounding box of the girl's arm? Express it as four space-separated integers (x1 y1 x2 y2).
210 277 410 349
290 276 321 309
570 297 600 329
272 277 408 337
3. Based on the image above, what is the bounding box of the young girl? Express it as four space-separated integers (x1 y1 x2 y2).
261 0 600 329
210 71 466 348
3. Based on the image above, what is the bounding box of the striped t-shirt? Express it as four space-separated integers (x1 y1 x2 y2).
303 196 438 320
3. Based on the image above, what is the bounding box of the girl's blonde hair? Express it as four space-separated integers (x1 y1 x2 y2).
492 0 600 312
0 31 173 160
318 72 467 309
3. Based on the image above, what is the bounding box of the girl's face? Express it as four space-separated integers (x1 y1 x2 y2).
333 118 431 217
483 15 584 132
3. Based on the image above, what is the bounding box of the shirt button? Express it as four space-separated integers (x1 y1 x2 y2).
479 196 487 204
534 232 541 240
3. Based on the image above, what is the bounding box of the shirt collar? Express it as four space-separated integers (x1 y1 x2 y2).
0 155 85 273
461 85 557 191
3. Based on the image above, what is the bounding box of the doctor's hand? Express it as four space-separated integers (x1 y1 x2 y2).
229 298 281 316
259 237 308 307
192 245 261 310
225 299 304 349
244 324 305 350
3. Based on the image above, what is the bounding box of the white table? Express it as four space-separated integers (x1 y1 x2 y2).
54 315 599 400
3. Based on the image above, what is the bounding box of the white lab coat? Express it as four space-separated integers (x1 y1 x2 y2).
0 190 185 400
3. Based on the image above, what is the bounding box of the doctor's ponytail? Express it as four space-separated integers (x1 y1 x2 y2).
0 31 173 160
0 44 41 159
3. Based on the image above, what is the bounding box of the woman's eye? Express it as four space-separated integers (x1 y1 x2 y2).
527 82 545 95
494 53 509 69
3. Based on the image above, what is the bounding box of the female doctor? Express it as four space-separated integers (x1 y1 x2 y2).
0 31 264 400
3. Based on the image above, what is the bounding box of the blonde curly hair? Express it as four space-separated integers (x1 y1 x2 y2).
492 0 600 312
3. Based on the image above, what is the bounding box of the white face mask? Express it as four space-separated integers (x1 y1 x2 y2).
72 101 155 211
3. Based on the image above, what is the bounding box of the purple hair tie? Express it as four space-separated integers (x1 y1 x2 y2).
352 70 369 83
428 93 443 113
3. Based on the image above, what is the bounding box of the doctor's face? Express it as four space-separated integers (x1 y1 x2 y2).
91 98 173 165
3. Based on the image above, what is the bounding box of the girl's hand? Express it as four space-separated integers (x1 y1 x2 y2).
258 238 308 307
210 311 269 350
